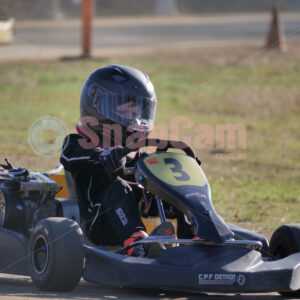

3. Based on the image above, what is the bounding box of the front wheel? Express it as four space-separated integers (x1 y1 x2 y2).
28 217 84 291
269 224 300 297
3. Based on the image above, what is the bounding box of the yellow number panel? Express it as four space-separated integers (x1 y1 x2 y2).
144 152 206 187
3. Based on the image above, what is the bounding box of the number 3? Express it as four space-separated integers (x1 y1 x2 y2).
164 158 190 181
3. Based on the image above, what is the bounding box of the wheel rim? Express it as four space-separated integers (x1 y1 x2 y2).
32 234 49 274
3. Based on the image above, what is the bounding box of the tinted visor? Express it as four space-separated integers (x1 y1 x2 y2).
92 88 157 132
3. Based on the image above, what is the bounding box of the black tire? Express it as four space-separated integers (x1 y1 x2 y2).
269 224 300 297
28 217 84 291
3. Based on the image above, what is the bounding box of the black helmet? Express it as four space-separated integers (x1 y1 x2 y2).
80 65 157 133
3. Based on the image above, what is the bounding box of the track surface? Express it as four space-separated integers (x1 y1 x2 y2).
15 14 300 47
1 13 300 60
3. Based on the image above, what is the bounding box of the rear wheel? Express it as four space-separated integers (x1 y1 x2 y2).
28 217 84 291
269 224 300 297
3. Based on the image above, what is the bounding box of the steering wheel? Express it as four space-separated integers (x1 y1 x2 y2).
121 138 196 176
123 138 196 159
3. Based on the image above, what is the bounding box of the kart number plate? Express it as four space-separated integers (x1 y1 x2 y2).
144 152 206 187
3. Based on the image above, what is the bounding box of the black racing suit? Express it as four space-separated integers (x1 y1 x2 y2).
60 129 146 245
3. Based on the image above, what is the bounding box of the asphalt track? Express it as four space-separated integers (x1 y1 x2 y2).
14 14 300 47
0 273 287 300
1 13 300 60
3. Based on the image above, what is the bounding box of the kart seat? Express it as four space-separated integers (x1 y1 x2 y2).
65 170 78 202
64 170 91 230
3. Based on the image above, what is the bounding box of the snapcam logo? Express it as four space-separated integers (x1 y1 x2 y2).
28 116 69 158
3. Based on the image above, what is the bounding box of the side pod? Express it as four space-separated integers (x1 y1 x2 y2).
0 228 29 275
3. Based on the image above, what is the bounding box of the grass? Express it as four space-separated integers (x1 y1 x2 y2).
0 46 299 237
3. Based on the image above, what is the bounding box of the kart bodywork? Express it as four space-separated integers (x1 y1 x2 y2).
83 149 300 294
1 223 299 293
0 139 299 295
84 244 300 293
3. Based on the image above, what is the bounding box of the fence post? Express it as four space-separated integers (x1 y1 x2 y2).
82 0 93 57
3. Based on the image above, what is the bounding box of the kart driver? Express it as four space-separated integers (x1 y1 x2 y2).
60 65 175 257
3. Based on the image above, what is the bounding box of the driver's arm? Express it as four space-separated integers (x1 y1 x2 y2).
60 134 125 174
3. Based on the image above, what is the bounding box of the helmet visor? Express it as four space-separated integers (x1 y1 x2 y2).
92 88 157 132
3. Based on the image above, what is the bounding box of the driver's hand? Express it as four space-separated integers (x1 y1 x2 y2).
125 148 149 167
100 146 126 173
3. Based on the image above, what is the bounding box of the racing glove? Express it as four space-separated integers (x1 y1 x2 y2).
100 146 126 173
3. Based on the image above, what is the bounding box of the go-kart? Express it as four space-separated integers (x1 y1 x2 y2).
0 138 299 296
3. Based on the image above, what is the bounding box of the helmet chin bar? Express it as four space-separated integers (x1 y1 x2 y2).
123 126 149 147
127 121 153 133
